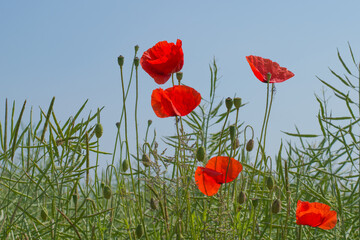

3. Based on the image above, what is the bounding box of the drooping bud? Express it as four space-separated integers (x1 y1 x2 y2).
135 224 143 239
237 191 247 204
233 138 240 149
271 199 282 214
196 146 206 162
246 139 254 152
176 72 183 82
134 57 140 67
142 154 151 167
252 198 259 209
266 176 274 190
134 45 139 53
150 197 158 210
117 55 124 67
40 208 48 222
103 185 112 199
122 159 129 172
225 97 233 111
229 125 236 144
94 123 103 138
233 97 242 109
147 119 152 127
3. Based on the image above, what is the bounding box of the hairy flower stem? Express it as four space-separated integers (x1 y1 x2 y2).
119 63 148 240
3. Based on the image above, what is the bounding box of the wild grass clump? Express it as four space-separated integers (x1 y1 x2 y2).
0 43 359 239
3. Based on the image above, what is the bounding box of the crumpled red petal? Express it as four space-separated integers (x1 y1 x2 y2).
246 55 294 83
140 39 184 84
151 85 201 118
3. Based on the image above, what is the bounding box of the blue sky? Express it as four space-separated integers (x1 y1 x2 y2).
1 1 360 166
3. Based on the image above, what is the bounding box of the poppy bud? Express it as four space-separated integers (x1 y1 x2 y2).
252 198 259 209
122 159 129 172
150 197 158 210
196 146 206 162
233 138 240 149
134 45 139 53
266 72 272 82
94 123 103 138
225 97 233 111
100 182 105 189
118 55 124 67
40 208 48 222
103 185 112 199
271 199 282 214
233 97 242 109
237 191 246 204
246 139 254 152
176 72 183 82
229 125 236 143
147 119 152 126
115 122 120 128
142 154 151 167
134 57 140 67
135 224 143 239
266 176 274 190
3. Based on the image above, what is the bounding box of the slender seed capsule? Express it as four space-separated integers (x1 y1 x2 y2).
103 185 112 199
142 154 151 167
95 123 103 138
150 197 158 210
225 97 233 111
246 139 254 152
233 97 242 109
135 224 143 239
229 125 236 144
118 55 124 67
272 199 282 214
122 159 129 172
134 45 139 53
233 138 240 149
238 191 247 204
266 176 274 190
176 72 183 82
196 146 206 162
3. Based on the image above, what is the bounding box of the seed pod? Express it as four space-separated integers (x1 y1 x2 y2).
237 191 247 204
135 224 143 239
252 198 259 209
196 146 206 162
233 138 240 149
150 197 158 210
233 97 242 109
147 119 152 126
103 185 112 199
229 125 236 144
94 123 103 138
142 154 151 167
271 199 282 214
122 159 129 172
40 208 48 222
266 72 272 82
134 45 139 52
118 55 124 67
134 57 140 67
246 139 254 152
225 97 233 111
266 176 274 190
100 182 105 189
176 72 183 82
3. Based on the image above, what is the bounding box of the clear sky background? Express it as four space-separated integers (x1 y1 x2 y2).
1 1 360 167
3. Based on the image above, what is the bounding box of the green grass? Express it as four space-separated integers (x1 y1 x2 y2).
0 45 359 239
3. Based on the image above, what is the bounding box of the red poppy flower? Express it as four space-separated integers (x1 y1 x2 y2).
140 39 184 84
151 85 201 118
194 156 243 196
296 200 337 230
246 55 294 83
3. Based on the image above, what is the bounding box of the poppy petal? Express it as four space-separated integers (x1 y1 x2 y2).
318 211 337 230
151 88 177 118
204 156 243 183
140 39 184 84
194 166 221 196
246 55 294 83
165 85 201 116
